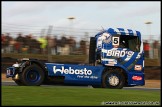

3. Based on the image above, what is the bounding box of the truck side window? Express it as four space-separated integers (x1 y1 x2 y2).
128 36 140 52
120 40 127 48
119 35 140 52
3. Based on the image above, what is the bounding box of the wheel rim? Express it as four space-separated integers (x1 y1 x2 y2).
26 69 40 83
107 74 119 86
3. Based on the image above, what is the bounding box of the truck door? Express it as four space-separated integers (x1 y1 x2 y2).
101 34 144 72
118 35 144 72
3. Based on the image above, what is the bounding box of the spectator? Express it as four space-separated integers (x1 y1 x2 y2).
1 34 6 53
153 40 159 59
47 36 54 54
5 33 12 53
9 38 16 53
60 36 67 47
38 36 47 54
80 40 86 55
16 33 24 53
68 36 76 54
53 36 58 55
143 40 150 58
14 41 21 53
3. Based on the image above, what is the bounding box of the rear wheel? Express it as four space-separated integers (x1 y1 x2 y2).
102 68 125 89
20 64 45 86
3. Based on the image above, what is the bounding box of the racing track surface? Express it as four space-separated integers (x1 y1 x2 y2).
2 81 160 91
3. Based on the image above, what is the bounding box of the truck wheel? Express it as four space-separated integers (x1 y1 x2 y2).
20 64 45 86
12 74 25 86
102 69 125 89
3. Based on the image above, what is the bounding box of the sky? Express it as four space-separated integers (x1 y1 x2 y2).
2 1 161 41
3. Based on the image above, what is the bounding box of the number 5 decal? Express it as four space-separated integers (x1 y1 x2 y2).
112 37 119 46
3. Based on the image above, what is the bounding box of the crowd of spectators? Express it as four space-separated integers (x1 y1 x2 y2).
1 33 87 55
1 33 161 58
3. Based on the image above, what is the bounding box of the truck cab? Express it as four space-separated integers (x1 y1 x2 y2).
89 28 144 87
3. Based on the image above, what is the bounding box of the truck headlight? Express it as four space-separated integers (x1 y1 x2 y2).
13 63 20 67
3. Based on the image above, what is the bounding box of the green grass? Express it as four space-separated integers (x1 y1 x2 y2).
2 86 160 106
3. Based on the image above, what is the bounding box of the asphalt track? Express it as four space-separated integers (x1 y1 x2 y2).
2 81 160 91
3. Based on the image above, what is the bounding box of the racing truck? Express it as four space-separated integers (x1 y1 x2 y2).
6 28 145 89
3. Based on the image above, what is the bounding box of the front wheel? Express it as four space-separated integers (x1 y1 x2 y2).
20 64 45 86
13 79 24 86
12 74 24 86
102 69 125 89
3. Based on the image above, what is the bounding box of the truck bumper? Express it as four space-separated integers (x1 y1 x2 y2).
127 72 145 86
6 67 16 78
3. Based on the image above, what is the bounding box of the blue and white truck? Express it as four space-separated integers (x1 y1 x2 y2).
6 28 145 89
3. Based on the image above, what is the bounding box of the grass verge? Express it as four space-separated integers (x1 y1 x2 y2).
2 86 160 106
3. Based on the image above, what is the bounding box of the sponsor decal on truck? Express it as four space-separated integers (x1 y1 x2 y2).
53 66 93 75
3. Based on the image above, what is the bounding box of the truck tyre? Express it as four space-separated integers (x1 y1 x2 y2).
102 69 125 89
20 64 45 86
12 74 25 86
13 79 24 86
